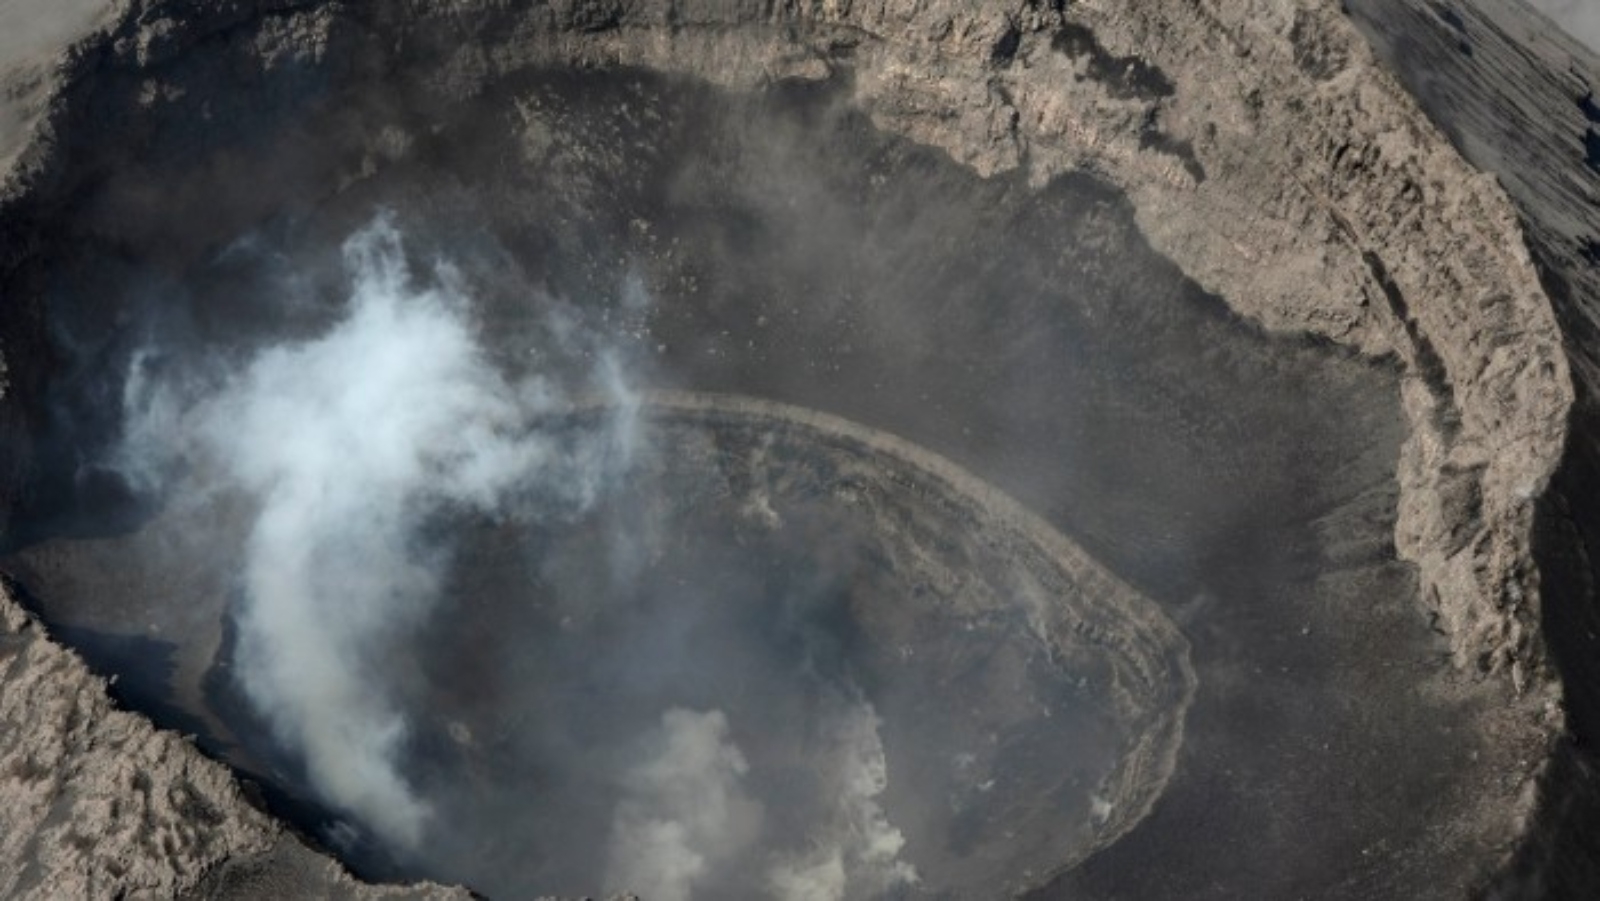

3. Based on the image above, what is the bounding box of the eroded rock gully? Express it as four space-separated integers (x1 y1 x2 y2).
0 0 1587 898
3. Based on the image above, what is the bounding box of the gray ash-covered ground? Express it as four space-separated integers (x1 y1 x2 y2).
0 2 1576 897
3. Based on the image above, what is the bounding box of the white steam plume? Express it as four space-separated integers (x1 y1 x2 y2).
604 699 917 901
604 708 764 901
118 216 639 849
115 216 920 894
767 698 918 901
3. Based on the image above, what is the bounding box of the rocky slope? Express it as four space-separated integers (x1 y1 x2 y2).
1341 1 1600 894
0 581 472 899
0 0 1589 897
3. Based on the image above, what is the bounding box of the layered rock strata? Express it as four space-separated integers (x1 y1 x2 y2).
0 0 1585 896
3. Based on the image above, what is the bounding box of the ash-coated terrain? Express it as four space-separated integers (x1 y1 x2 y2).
0 0 1597 898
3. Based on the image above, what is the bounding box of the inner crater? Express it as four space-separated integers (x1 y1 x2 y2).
0 17 1478 900
408 394 1191 897
6 387 1195 899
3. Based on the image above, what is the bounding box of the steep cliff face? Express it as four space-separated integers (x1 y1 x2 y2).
0 0 1587 897
1340 2 1600 895
0 582 475 900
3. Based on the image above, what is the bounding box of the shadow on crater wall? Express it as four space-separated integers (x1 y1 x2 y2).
0 30 1513 900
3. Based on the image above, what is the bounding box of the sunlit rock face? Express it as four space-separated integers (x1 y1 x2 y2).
0 1 1586 898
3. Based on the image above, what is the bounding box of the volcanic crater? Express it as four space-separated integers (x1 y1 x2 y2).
0 3 1575 899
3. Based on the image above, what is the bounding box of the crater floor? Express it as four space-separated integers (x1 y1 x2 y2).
0 2 1574 898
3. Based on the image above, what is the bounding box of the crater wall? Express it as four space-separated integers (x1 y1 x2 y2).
0 0 1582 897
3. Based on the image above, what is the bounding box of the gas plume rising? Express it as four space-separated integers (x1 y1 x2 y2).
116 216 642 849
603 708 762 901
601 698 917 901
107 216 925 897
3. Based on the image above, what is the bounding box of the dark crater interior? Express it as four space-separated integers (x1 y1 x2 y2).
0 19 1518 900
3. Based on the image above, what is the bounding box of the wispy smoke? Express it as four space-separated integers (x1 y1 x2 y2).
114 215 923 896
604 709 763 901
118 216 639 849
767 696 918 901
605 699 916 901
